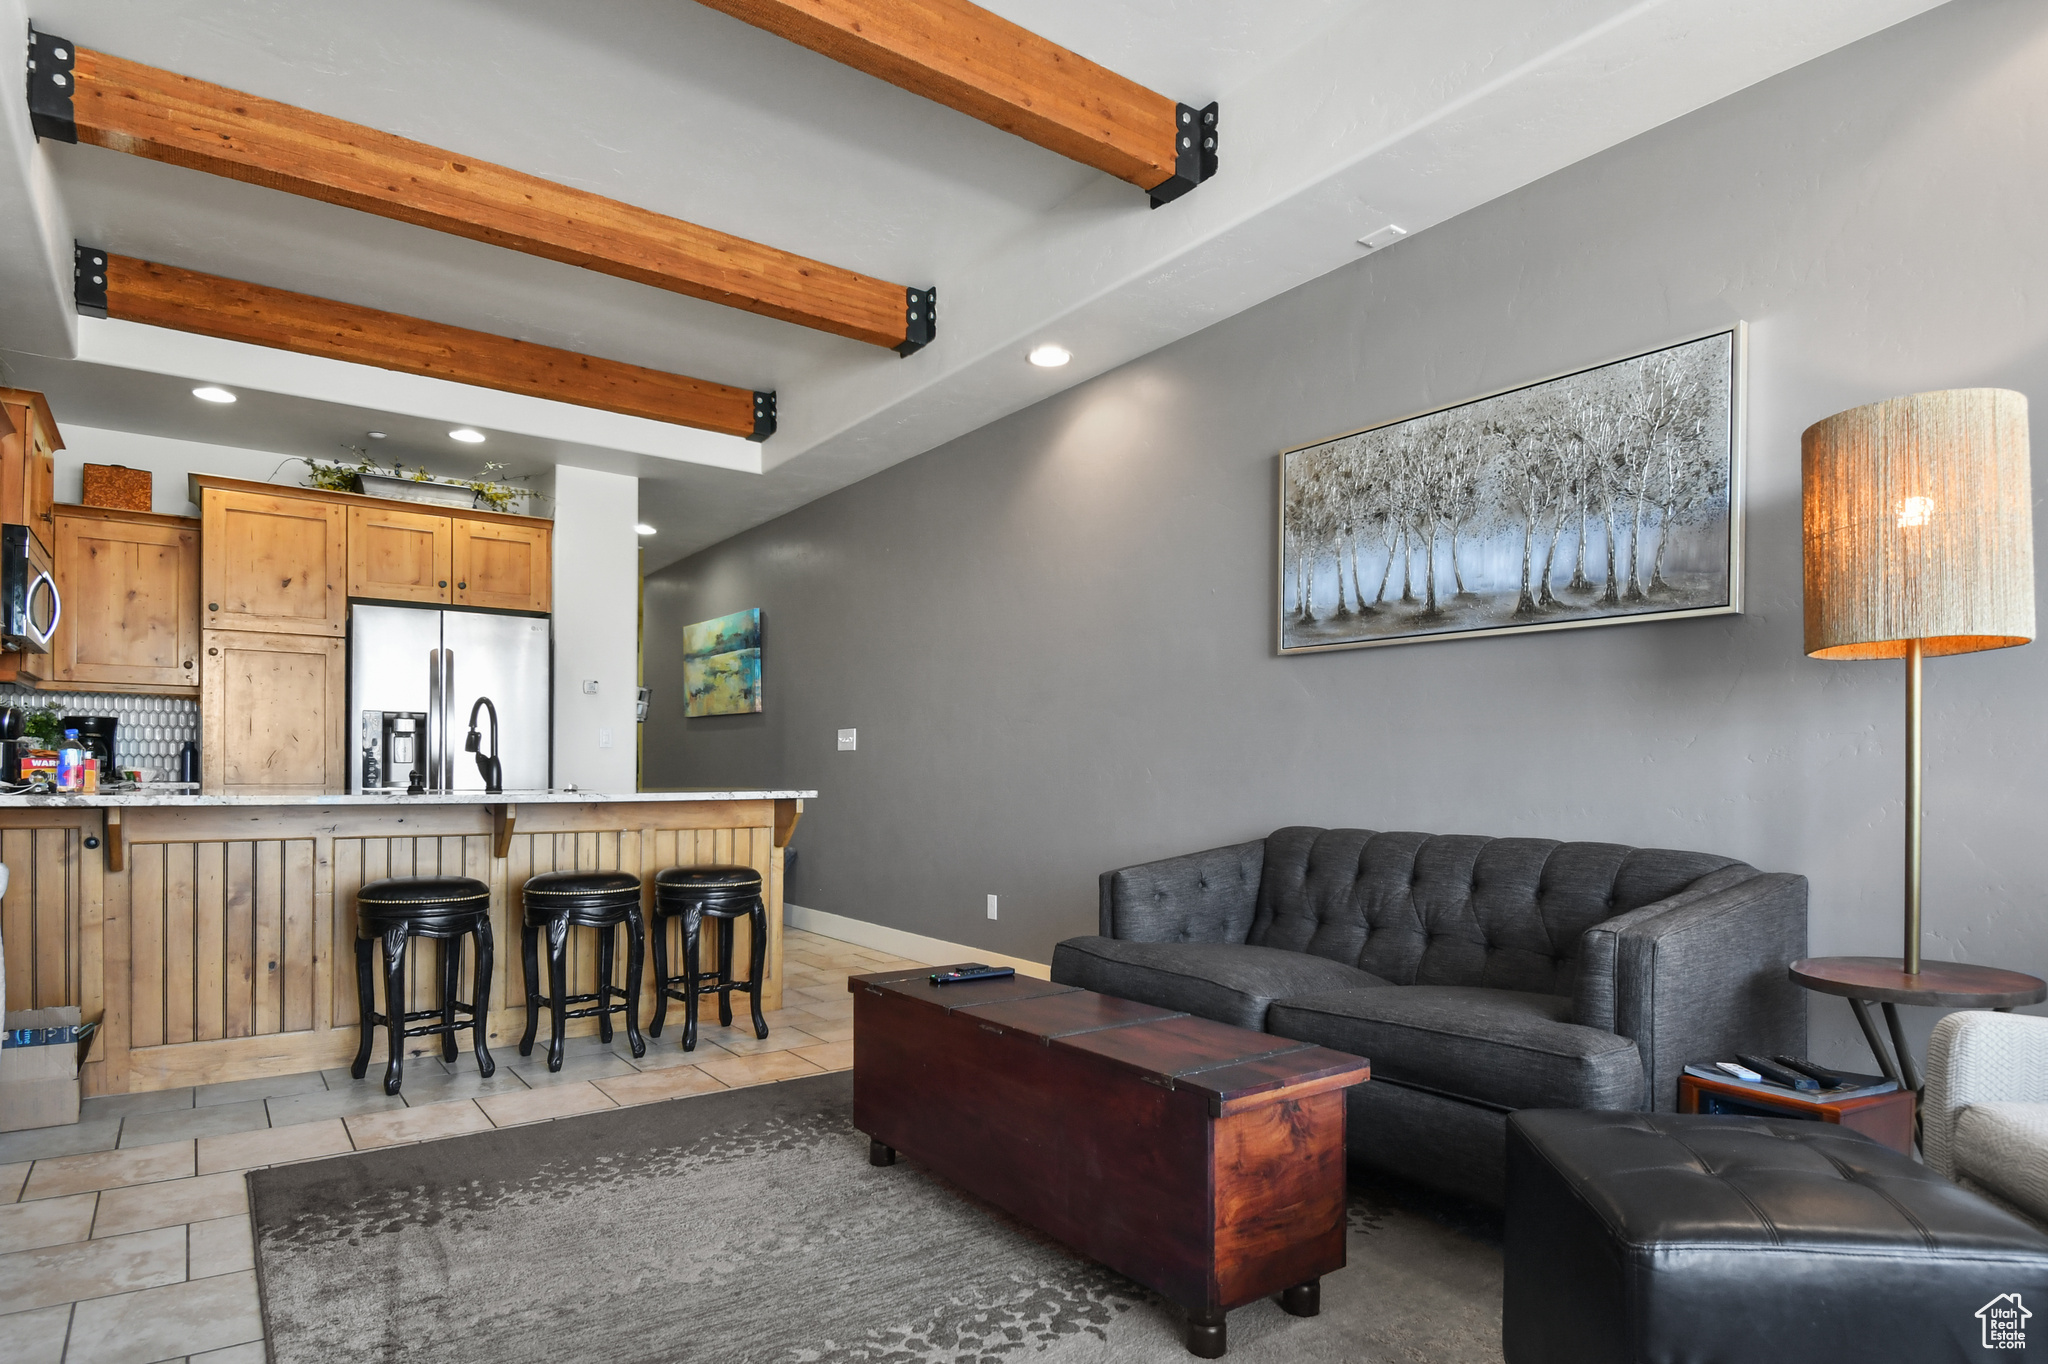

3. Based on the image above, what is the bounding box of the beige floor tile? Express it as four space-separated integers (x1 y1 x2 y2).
345 1100 493 1150
195 1120 351 1176
592 1066 727 1106
63 1268 261 1364
503 1050 637 1088
22 1144 194 1201
382 1065 528 1105
193 1071 326 1108
694 1050 825 1089
0 1191 97 1252
117 1101 271 1150
187 1216 253 1278
0 1160 29 1202
755 1005 831 1029
0 1225 185 1313
695 1027 820 1057
791 1041 855 1072
93 1172 247 1239
799 1020 855 1043
623 1038 721 1070
265 1086 406 1127
2 1301 71 1364
79 1090 195 1123
190 1341 267 1364
796 998 854 1022
0 1118 123 1166
476 1081 616 1128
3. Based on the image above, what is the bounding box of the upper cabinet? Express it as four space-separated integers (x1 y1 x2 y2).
453 519 551 613
51 506 201 694
347 505 453 605
0 388 60 558
200 486 348 635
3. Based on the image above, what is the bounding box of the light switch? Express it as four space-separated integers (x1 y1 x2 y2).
837 729 857 751
582 680 599 695
599 727 613 749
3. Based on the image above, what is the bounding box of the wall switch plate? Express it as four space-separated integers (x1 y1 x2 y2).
582 680 599 694
987 894 998 921
598 727 613 749
837 729 857 751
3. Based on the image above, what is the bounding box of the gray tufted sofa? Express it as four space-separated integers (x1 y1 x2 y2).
1050 827 1808 1205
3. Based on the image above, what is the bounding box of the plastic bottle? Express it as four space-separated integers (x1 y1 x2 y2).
57 729 82 793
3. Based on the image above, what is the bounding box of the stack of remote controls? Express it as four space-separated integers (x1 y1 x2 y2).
1689 1053 1898 1100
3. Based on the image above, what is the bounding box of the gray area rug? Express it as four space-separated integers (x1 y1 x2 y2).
249 1072 1503 1362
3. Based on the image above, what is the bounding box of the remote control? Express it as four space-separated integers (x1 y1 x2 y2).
1715 1061 1763 1082
930 964 1016 986
1772 1055 1851 1089
1738 1053 1820 1092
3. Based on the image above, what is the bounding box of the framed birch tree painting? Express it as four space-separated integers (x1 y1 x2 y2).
1278 325 1744 652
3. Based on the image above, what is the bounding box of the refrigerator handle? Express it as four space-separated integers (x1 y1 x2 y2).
427 647 444 792
441 648 456 790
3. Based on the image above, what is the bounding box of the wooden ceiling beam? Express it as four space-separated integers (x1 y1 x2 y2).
694 0 1217 206
75 247 777 441
27 29 934 354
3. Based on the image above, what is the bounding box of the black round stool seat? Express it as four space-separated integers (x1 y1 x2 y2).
519 871 646 1071
649 864 769 1050
349 876 496 1097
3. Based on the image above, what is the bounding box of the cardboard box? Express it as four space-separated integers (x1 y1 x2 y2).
81 463 152 512
1 1006 83 1131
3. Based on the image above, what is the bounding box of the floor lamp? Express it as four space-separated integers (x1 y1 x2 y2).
1794 388 2045 1091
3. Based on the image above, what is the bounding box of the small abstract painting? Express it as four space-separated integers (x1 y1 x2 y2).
683 609 762 717
1279 327 1744 652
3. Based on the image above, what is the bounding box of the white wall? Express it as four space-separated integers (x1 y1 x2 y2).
548 464 640 792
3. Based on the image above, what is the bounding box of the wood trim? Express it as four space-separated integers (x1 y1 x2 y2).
68 47 918 349
696 0 1186 190
53 504 196 530
492 804 517 859
774 797 803 847
103 256 767 437
103 809 124 873
0 388 64 450
189 475 548 531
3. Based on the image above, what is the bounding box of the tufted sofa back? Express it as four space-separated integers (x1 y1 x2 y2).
1247 827 1748 997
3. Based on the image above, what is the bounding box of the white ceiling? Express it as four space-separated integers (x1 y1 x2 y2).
0 0 1946 572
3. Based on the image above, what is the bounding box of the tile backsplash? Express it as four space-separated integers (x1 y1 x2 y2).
0 687 200 773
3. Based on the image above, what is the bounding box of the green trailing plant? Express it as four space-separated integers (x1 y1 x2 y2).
302 449 375 493
21 703 66 749
295 450 527 512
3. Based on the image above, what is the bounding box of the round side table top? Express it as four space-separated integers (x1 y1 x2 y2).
1790 956 2047 1009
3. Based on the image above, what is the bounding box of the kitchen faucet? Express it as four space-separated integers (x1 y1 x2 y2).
464 696 503 794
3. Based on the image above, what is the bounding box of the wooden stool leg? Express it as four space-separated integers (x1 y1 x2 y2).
649 908 670 1038
439 934 461 1063
682 907 702 1052
623 906 646 1059
546 914 570 1072
746 898 768 1039
716 909 736 1028
596 922 616 1044
519 923 541 1057
381 925 409 1096
350 936 376 1080
471 915 496 1079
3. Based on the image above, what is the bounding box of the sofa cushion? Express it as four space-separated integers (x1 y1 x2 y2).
1955 1101 2048 1226
1268 985 1645 1111
1049 937 1389 1031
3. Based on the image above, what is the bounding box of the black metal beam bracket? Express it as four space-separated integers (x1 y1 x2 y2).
74 242 107 317
26 26 77 143
1149 102 1219 208
897 286 936 357
750 390 776 442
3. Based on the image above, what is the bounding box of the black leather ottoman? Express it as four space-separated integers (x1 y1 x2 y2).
1505 1110 2048 1363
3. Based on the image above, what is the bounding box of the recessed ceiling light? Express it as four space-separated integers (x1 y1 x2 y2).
191 386 236 404
367 431 387 440
634 524 657 536
1028 345 1071 368
448 428 486 444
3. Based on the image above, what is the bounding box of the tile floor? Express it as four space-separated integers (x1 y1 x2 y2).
0 929 924 1364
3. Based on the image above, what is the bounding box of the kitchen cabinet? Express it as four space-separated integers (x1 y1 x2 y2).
200 629 347 794
0 387 59 558
347 504 453 604
453 518 551 613
50 506 202 694
0 526 57 686
200 486 347 636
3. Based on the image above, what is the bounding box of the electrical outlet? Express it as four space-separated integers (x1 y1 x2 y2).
837 729 857 751
598 727 613 749
582 679 599 695
987 894 998 921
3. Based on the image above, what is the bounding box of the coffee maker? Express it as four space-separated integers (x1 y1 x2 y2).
361 711 428 792
61 716 117 773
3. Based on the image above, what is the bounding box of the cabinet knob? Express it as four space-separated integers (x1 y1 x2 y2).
183 660 194 669
208 603 219 611
84 836 99 850
457 582 467 589
208 647 219 656
439 581 447 588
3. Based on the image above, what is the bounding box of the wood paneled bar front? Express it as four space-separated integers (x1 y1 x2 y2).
0 790 810 1096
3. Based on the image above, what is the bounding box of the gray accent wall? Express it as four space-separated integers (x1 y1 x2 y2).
645 0 2048 1064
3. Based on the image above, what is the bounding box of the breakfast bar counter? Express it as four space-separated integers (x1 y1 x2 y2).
0 789 812 1096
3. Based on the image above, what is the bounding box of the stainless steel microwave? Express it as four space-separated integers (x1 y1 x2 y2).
1 524 58 653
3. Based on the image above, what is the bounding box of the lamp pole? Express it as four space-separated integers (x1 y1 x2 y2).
1904 637 1922 975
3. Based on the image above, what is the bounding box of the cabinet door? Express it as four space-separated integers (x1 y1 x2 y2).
347 505 452 604
201 489 347 635
0 393 58 557
201 629 346 794
453 519 550 613
26 423 54 559
52 509 201 692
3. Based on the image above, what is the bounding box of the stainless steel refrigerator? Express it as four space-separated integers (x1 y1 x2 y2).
348 604 551 793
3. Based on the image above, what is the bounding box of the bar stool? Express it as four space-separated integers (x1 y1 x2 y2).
519 870 646 1071
650 865 768 1051
350 875 496 1097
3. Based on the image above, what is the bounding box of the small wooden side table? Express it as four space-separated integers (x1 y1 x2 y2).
1788 956 2046 1094
1678 1072 1915 1155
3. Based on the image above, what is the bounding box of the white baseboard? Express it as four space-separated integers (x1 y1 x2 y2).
783 902 1051 979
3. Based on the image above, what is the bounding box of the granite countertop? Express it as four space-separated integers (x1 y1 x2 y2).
0 788 815 809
